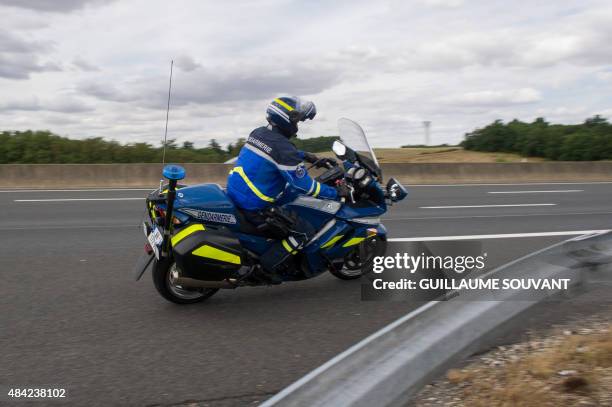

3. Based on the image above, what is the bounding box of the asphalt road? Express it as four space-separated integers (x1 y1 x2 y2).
1 182 611 406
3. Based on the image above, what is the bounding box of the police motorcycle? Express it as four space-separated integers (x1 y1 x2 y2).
133 118 408 304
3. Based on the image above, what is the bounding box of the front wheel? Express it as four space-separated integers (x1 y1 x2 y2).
329 236 387 280
152 259 219 304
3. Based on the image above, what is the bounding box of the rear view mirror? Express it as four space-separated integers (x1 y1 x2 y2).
386 177 407 202
332 141 347 158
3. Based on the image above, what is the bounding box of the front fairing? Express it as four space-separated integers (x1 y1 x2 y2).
338 118 380 169
336 201 386 220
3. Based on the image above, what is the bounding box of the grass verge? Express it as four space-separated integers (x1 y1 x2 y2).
414 317 612 406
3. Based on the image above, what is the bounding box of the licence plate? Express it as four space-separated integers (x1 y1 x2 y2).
147 226 163 259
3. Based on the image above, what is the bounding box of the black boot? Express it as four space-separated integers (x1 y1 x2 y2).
259 236 305 280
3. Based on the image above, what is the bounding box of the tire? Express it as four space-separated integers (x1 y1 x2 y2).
151 258 219 304
329 236 387 280
329 263 361 280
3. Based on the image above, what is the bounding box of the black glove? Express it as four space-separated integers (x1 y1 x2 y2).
336 183 354 202
303 151 319 164
316 157 338 169
304 152 337 168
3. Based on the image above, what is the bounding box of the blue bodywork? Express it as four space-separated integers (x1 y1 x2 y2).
165 177 390 281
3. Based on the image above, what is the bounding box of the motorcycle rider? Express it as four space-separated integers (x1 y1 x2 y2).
227 96 350 279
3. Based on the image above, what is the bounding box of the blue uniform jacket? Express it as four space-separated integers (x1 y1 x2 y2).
227 126 338 211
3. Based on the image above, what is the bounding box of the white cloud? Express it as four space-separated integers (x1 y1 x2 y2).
78 60 342 108
0 0 612 147
440 88 542 107
0 29 60 79
417 0 464 7
0 95 94 113
174 55 201 72
0 0 116 12
72 57 99 71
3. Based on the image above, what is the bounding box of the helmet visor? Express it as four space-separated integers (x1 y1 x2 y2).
296 100 316 122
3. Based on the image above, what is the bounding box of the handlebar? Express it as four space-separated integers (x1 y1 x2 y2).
314 159 399 206
307 158 338 171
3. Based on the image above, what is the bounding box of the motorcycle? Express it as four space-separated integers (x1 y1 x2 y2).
133 118 408 304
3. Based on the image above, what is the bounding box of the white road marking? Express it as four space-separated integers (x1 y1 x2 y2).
0 224 139 231
420 203 556 209
14 198 145 202
385 210 612 221
388 230 610 242
1 188 154 193
407 181 612 187
1 181 610 193
488 190 582 194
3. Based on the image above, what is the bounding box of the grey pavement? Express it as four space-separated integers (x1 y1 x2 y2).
1 182 610 406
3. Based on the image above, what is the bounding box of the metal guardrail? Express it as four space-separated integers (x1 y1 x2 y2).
260 231 612 407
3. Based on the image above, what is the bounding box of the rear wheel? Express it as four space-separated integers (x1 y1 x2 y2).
329 236 387 280
152 259 219 304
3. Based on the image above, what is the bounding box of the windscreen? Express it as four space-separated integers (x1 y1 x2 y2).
337 118 380 168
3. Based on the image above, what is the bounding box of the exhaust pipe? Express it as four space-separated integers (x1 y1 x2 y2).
174 276 238 289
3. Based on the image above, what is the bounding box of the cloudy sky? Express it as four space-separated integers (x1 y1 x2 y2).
1 0 612 147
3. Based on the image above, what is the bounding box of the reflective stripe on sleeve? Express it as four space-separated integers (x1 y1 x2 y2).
307 179 316 195
312 182 321 198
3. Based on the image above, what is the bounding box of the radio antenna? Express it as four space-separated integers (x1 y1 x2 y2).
161 59 174 166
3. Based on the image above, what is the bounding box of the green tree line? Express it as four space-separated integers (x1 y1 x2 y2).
461 116 612 160
0 131 338 164
293 135 339 153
